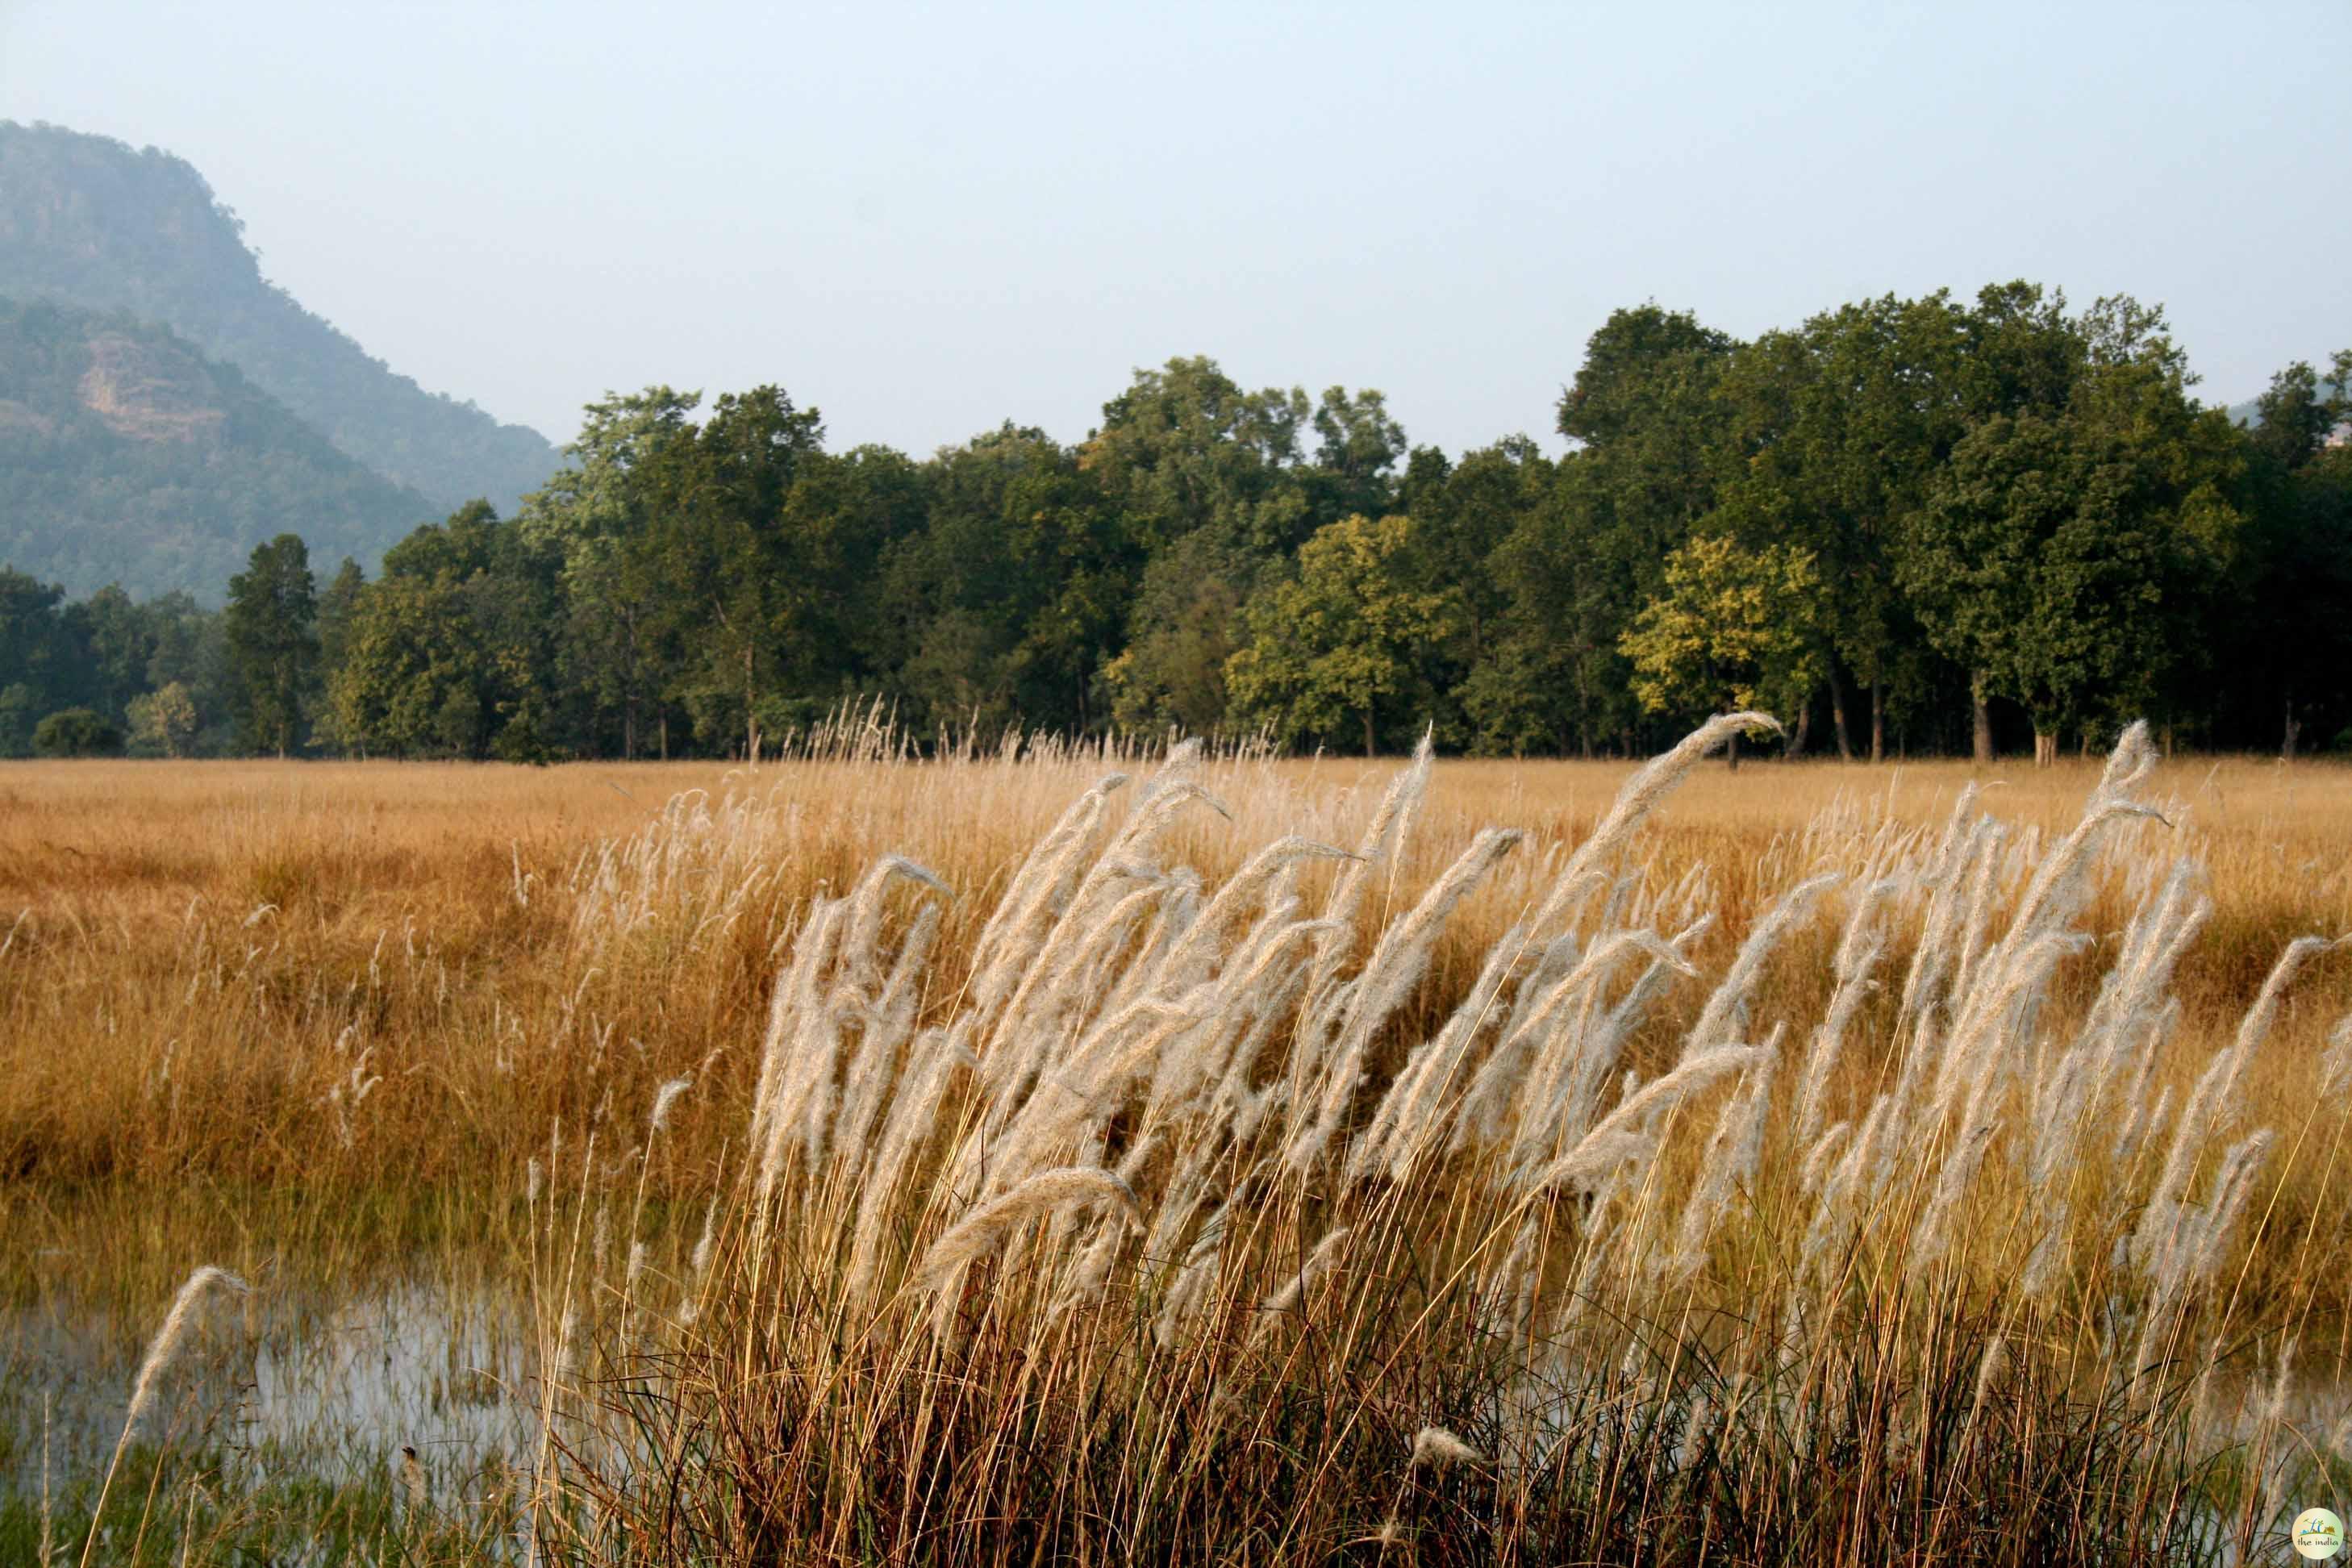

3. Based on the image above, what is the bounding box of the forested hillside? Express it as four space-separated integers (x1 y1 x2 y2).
0 121 557 514
0 298 432 598
3 284 2346 763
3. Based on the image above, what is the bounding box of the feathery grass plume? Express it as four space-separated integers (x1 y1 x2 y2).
1153 1207 1229 1347
1664 1028 1780 1282
1153 835 1357 996
81 1266 250 1568
646 1076 693 1138
1529 710 1778 935
915 1167 1142 1291
1408 1426 1484 1468
1963 1334 2010 1442
2322 1012 2352 1099
835 900 945 1161
844 1024 971 1304
2025 861 2205 1194
1794 878 1896 1147
2136 935 2338 1274
962 774 1126 1035
1355 920 1527 1181
1679 873 1837 1061
122 1266 249 1433
1289 827 1524 1171
836 855 950 996
1499 921 1711 1161
1528 1045 1772 1193
749 897 843 1173
1253 1224 1355 1336
1303 728 1434 1001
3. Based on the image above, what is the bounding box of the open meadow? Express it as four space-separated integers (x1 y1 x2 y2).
4 724 2351 1564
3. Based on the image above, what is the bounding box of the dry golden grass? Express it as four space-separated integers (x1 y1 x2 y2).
4 752 2347 1170
4 749 2346 1304
6 741 2351 1563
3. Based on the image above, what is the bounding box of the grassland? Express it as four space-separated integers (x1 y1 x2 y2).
3 730 2350 1564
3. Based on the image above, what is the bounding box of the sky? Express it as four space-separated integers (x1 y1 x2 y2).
3 0 2346 458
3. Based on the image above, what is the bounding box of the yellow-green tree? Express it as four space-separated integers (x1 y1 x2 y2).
1224 513 1450 755
1619 535 1824 761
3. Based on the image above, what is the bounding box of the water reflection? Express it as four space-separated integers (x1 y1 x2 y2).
4 1280 537 1499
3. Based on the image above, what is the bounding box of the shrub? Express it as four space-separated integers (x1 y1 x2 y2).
31 707 123 757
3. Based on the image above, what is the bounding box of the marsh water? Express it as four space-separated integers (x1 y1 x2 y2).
3 1278 539 1507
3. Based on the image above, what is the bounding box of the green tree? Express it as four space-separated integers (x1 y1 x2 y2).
1449 307 1741 759
1903 338 2241 766
1082 356 1310 555
32 707 122 757
1711 293 1972 758
2192 350 2349 755
140 591 234 753
327 503 563 759
311 558 367 752
0 569 68 755
630 387 830 755
879 423 1133 737
127 680 199 757
1619 535 1824 765
522 387 702 756
1103 531 1259 736
223 532 319 756
63 583 158 728
1225 513 1452 755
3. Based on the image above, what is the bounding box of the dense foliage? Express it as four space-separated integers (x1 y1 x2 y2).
0 285 2345 761
0 120 557 515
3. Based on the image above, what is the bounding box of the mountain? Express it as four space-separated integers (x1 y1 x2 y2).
0 121 557 516
0 297 435 599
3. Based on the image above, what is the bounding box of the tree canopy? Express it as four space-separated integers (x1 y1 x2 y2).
2 298 2346 765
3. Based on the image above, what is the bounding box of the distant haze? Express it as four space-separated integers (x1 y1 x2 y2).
4 0 2345 457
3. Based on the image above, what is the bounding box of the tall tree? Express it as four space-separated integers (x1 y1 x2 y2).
1082 356 1310 555
1619 535 1824 765
1902 311 2240 766
0 569 68 757
1224 512 1452 755
223 532 319 757
523 387 702 756
1462 305 1742 757
1712 293 1970 758
632 386 828 755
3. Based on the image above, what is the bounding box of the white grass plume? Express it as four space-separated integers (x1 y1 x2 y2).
1409 1426 1484 1468
915 1168 1142 1291
123 1266 248 1433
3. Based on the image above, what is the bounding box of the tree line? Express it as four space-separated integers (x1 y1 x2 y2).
4 281 2347 763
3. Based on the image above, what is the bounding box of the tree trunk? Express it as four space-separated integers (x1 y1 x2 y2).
1828 668 1855 761
660 711 669 762
1971 673 1994 765
1362 705 1376 759
2033 729 2058 768
2283 692 2300 761
1726 724 1741 771
1870 683 1886 765
1787 700 1810 760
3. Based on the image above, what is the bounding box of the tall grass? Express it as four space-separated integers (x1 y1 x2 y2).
3 728 2349 1562
527 721 2347 1564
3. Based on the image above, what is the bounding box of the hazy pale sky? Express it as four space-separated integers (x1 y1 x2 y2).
4 1 2346 457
